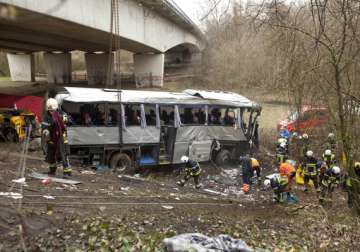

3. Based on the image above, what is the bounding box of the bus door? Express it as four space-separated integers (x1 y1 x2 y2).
159 105 176 164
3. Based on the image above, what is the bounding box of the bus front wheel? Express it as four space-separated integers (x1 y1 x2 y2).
110 152 133 174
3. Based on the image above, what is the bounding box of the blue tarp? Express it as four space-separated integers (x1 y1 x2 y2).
140 156 156 166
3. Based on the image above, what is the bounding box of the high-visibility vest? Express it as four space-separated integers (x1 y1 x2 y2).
304 163 317 176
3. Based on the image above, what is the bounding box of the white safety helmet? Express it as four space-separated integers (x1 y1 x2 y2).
302 133 309 139
324 149 332 156
263 179 271 189
292 132 298 137
328 133 335 139
181 155 189 163
46 98 58 111
332 166 340 174
306 150 314 157
280 138 287 144
280 142 286 148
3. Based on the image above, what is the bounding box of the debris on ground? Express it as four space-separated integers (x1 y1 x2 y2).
162 205 174 210
0 192 23 199
163 233 253 252
80 170 97 175
29 172 81 185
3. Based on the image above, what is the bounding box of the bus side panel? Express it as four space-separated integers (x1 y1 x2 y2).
68 127 119 145
68 126 160 146
122 126 160 144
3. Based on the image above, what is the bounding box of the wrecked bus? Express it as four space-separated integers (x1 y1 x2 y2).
53 87 261 173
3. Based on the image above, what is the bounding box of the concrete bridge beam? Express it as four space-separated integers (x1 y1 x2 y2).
85 52 112 86
6 53 35 82
134 53 164 88
43 52 72 84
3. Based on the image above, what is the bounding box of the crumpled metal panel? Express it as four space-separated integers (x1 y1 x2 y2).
172 142 189 164
175 126 247 142
189 140 212 162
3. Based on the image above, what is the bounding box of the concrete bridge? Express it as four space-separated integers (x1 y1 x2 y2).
0 0 205 87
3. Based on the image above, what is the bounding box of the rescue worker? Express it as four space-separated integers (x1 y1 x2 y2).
42 98 72 177
319 149 335 183
279 160 296 187
251 157 262 184
300 133 310 158
276 142 288 165
301 150 319 192
325 133 336 152
345 162 360 207
319 166 341 204
322 149 336 169
240 156 261 193
177 155 202 189
264 173 289 203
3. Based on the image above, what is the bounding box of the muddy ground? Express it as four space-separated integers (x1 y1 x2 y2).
0 142 360 252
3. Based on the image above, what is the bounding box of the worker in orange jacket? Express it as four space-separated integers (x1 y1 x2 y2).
279 160 296 190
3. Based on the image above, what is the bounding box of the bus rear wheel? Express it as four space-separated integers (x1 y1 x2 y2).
215 149 231 166
110 152 133 174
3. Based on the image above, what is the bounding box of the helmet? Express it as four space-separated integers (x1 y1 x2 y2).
354 162 360 170
306 150 313 157
324 149 332 156
328 133 335 139
263 179 271 189
292 132 298 137
181 155 189 163
332 166 340 174
302 133 309 139
280 142 286 148
46 98 58 111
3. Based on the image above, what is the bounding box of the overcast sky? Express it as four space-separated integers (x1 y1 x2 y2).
173 0 205 23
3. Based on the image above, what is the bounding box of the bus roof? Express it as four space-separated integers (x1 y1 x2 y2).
59 87 260 109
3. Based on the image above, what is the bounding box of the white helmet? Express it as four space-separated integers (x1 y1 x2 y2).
263 179 271 189
306 150 313 157
302 133 309 139
292 132 298 137
328 133 335 139
332 166 340 174
46 98 58 111
280 142 286 148
324 149 332 156
181 155 189 163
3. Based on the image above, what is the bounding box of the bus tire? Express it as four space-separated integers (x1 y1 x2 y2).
110 152 133 174
215 149 231 166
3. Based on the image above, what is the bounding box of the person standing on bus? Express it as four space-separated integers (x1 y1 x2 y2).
177 155 202 189
42 98 72 177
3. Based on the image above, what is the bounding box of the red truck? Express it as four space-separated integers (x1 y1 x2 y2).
277 106 329 133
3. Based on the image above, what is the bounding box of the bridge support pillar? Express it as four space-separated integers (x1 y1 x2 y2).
44 52 72 84
85 52 112 86
6 53 35 82
134 53 164 88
